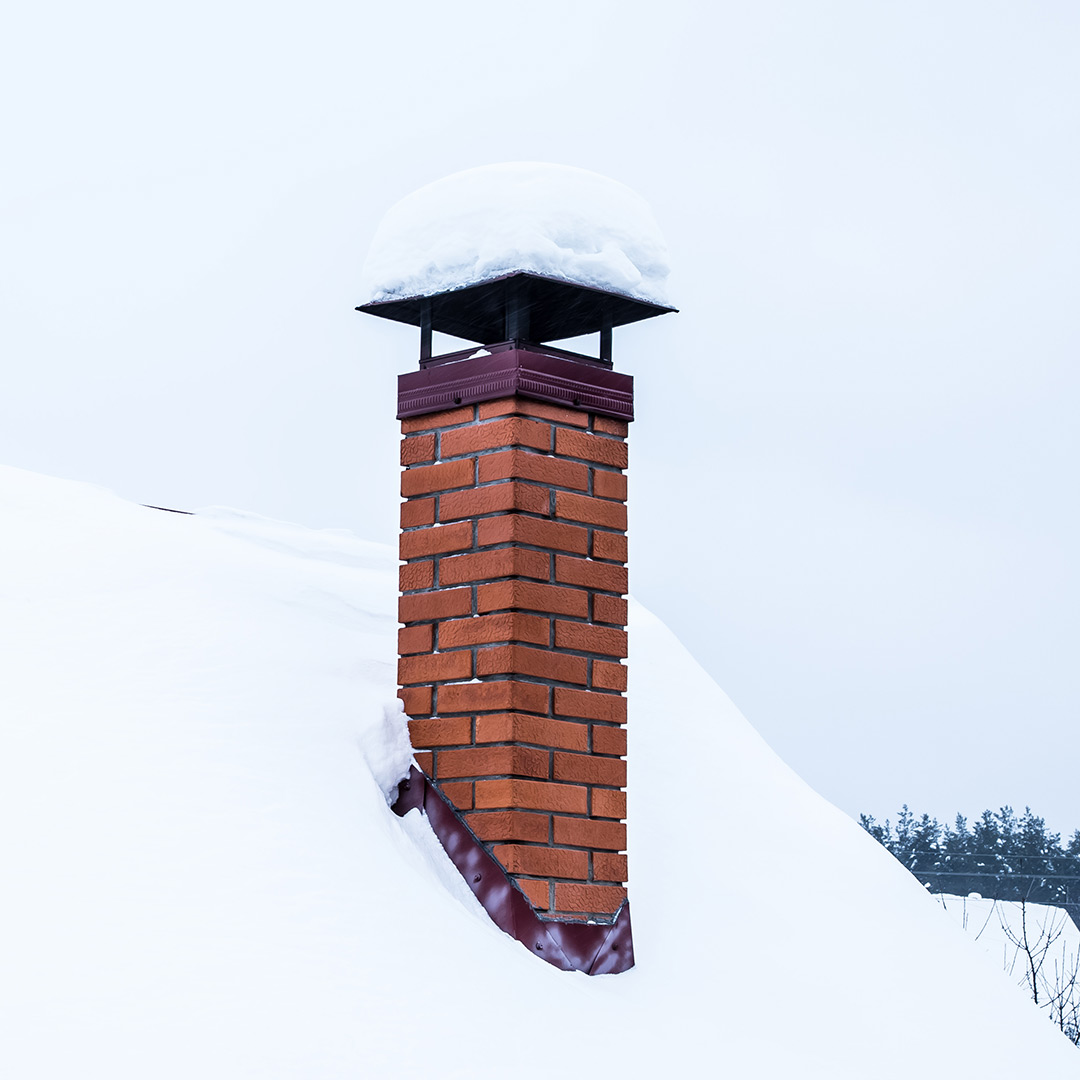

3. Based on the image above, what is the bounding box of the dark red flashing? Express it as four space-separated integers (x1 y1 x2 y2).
397 342 634 422
391 766 634 975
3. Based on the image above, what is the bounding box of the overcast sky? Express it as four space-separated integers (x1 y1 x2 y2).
3 1 1077 836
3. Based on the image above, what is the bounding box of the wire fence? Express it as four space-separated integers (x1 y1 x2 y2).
902 849 1080 907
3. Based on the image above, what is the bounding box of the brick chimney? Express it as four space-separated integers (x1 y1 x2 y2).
357 166 674 966
397 386 631 920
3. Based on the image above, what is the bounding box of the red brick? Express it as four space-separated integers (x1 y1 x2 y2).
554 687 627 723
556 556 627 595
555 428 628 469
414 750 433 775
464 811 550 843
492 844 588 879
439 482 549 521
401 458 475 497
554 491 627 530
401 498 436 528
401 433 436 465
592 594 628 625
593 852 628 882
440 546 548 585
592 788 627 819
399 521 473 559
402 406 473 433
479 397 588 427
440 417 551 457
474 778 588 814
477 514 588 555
436 680 549 716
593 416 629 437
477 398 524 419
553 883 626 914
517 877 550 909
398 650 472 685
399 561 434 591
553 752 626 787
592 469 627 501
554 621 628 658
436 745 549 780
398 624 433 655
408 716 472 747
592 660 627 692
439 612 549 649
478 449 589 491
553 816 627 851
591 725 627 756
591 531 628 563
398 686 432 717
399 588 472 624
477 645 587 685
475 713 588 752
477 580 588 618
440 780 474 810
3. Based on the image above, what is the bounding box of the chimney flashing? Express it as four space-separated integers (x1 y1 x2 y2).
391 765 634 974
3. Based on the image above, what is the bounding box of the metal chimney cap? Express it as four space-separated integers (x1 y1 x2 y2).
357 163 676 349
357 270 675 346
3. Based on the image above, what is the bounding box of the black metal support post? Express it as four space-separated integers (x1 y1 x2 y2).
599 323 613 363
419 298 432 362
505 279 529 342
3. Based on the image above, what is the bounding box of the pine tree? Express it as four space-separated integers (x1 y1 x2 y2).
912 813 943 880
893 805 916 869
858 813 890 846
860 805 1080 907
1017 807 1061 903
1070 831 1080 908
972 809 1003 898
941 814 972 896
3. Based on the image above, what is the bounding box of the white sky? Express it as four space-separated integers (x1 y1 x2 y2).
3 0 1077 835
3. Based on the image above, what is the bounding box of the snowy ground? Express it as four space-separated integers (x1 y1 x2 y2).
935 894 1080 1036
1 464 1075 1079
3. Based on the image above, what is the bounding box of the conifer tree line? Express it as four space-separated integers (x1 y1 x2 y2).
860 806 1080 905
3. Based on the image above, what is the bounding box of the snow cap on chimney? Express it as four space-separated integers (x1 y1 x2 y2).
359 161 673 309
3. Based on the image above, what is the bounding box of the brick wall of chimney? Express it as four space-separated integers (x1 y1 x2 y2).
397 395 629 921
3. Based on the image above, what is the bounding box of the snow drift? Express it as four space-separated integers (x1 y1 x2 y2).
358 162 672 308
0 464 1074 1078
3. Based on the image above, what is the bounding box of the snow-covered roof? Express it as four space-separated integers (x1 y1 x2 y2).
359 162 672 308
2 463 1077 1077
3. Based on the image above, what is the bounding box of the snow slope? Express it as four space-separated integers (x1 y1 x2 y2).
358 162 672 308
0 464 1074 1079
935 895 1080 1025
